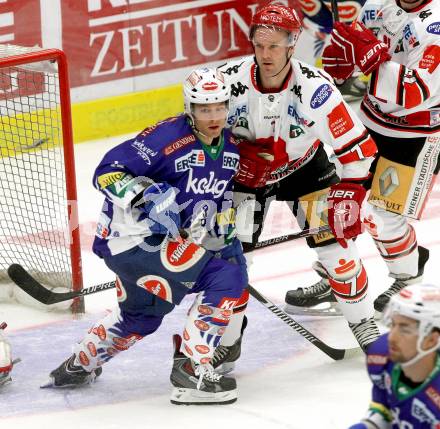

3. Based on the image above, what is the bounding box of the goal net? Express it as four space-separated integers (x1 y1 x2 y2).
0 44 83 312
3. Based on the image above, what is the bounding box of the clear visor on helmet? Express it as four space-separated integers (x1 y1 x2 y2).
383 308 421 336
191 101 229 121
250 25 300 48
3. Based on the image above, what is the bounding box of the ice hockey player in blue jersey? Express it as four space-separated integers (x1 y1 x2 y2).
350 283 440 428
42 68 248 405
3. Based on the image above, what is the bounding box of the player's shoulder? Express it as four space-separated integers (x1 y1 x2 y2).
134 114 197 156
409 0 440 37
291 59 342 112
366 333 391 373
218 56 253 84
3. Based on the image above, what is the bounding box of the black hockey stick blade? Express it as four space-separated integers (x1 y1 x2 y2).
248 284 361 360
7 264 116 305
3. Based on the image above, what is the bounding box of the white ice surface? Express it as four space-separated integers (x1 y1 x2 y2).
1 130 440 429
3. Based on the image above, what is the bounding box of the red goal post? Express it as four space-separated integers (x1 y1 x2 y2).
0 45 84 313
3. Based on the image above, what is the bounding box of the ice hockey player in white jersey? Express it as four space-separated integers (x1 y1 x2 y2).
306 0 440 314
218 2 381 351
0 322 13 386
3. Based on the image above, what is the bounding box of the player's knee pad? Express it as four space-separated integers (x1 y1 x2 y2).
328 263 374 322
363 203 411 241
314 241 361 281
220 288 249 347
74 308 162 371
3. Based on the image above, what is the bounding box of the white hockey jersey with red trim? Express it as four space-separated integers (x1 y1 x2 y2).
358 0 440 137
218 56 377 183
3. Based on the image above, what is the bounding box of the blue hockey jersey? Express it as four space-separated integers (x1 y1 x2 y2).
365 333 440 428
92 115 240 257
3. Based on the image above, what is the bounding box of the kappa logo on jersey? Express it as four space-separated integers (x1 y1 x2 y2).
136 275 173 303
186 169 229 199
299 63 320 79
427 22 440 34
160 239 206 273
230 82 248 97
419 10 432 22
175 149 205 172
310 84 333 109
220 61 245 75
222 152 239 170
292 85 303 103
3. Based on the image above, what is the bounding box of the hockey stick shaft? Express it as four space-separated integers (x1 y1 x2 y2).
250 225 330 251
7 226 330 305
331 0 339 21
247 285 360 360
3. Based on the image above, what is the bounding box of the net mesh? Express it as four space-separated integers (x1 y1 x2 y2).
0 46 72 289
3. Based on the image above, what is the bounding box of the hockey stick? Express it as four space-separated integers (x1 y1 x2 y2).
7 226 331 305
250 225 330 251
331 0 339 21
7 264 360 360
247 285 361 360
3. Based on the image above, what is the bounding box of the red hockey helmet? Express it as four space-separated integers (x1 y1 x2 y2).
250 2 302 45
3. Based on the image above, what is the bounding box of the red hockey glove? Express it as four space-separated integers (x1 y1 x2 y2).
234 140 273 188
327 182 366 248
332 22 391 76
322 42 355 82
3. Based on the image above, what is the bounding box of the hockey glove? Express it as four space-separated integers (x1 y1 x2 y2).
322 42 355 83
332 22 391 76
140 182 181 239
0 323 13 387
234 140 273 188
327 182 366 249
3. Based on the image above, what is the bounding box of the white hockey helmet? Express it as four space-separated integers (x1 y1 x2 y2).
183 68 229 121
384 283 440 365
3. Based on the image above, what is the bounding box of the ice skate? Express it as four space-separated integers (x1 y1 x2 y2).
284 262 342 316
374 247 429 313
170 334 237 405
212 316 247 374
41 355 102 388
348 317 380 352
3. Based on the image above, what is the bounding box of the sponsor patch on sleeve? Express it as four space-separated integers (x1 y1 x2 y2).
419 45 440 73
327 102 355 138
310 83 333 109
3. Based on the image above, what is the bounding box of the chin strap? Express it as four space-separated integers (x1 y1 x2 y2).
401 337 440 368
